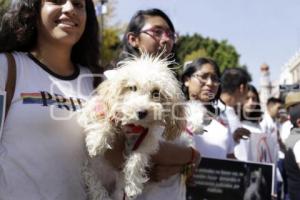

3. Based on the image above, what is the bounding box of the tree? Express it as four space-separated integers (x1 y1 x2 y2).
100 27 122 67
0 0 9 18
175 33 242 72
184 48 208 63
96 0 123 67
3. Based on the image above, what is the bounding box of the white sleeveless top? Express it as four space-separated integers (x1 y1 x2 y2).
0 52 93 200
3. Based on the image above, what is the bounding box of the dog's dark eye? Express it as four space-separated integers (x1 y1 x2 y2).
151 89 160 99
129 86 137 91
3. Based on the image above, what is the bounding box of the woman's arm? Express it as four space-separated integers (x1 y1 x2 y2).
150 141 201 181
152 141 200 165
105 136 201 181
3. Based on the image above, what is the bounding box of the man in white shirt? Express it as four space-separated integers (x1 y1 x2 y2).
260 97 282 139
219 68 251 146
260 98 283 161
260 97 284 199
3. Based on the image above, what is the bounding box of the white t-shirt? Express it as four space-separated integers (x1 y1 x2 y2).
280 120 293 141
234 121 260 161
135 174 186 200
223 105 241 135
134 133 193 200
185 97 234 159
216 101 241 153
294 141 300 164
278 120 293 159
0 52 93 200
260 113 279 160
260 113 278 139
193 118 234 159
235 120 278 164
260 113 281 187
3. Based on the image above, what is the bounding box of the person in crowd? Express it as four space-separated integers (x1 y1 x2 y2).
278 102 292 200
264 98 286 165
260 97 284 199
0 0 102 199
235 84 263 161
284 92 300 200
104 8 201 200
278 109 293 200
241 85 262 123
260 97 283 138
181 57 235 159
219 67 252 144
277 107 290 200
120 8 177 61
239 86 282 200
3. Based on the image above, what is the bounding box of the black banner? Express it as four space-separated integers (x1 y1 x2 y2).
186 157 274 200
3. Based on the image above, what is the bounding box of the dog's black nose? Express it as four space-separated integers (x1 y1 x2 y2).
138 110 148 119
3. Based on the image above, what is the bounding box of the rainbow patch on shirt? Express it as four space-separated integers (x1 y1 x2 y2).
21 92 85 111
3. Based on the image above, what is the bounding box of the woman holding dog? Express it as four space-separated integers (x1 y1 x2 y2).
108 8 201 200
0 0 102 199
181 57 236 159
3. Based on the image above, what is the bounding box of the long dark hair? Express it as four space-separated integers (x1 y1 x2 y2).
120 8 175 59
240 84 263 123
181 57 221 115
0 0 102 86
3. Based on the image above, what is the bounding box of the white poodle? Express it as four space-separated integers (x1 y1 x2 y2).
78 54 188 200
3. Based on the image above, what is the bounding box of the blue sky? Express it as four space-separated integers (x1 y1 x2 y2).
113 0 300 88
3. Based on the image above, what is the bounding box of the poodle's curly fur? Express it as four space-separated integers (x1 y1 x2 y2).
78 54 187 200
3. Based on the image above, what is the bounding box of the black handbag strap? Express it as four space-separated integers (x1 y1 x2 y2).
4 53 16 119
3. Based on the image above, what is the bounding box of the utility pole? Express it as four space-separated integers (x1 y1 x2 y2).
93 0 108 64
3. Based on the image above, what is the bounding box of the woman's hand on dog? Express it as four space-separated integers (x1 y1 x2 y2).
152 142 200 165
149 146 201 182
149 165 182 182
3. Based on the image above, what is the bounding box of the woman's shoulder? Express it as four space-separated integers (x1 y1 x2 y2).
0 51 25 59
0 51 25 84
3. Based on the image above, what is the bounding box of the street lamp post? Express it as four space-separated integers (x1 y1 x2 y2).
93 0 108 64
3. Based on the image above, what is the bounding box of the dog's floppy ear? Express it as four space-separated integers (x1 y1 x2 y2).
78 79 125 156
79 79 119 126
95 81 113 113
163 101 187 141
94 79 126 120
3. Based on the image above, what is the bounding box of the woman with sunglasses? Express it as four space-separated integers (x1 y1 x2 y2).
104 8 200 200
182 57 236 159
